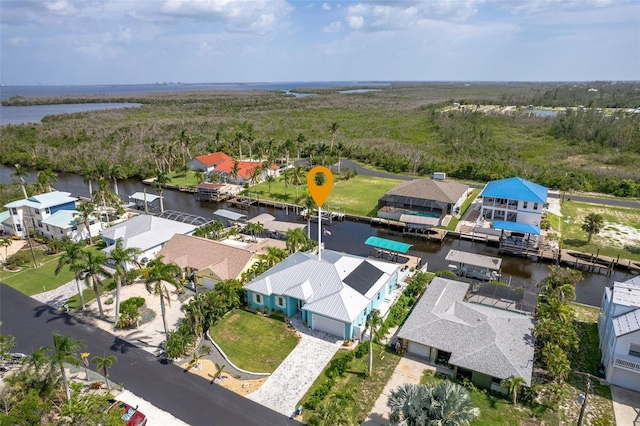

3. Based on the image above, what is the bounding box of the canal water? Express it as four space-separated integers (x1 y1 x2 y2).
1 164 635 307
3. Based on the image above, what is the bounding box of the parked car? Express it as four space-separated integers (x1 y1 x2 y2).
108 400 147 426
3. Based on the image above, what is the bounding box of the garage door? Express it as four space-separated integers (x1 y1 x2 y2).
202 277 217 289
611 369 640 392
408 342 431 359
312 314 345 339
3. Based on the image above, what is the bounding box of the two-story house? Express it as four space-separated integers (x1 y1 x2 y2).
245 250 400 340
4 191 78 238
598 276 640 391
189 152 233 173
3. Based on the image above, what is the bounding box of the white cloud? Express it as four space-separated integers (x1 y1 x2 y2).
7 36 28 46
347 15 364 30
323 21 343 33
322 3 331 11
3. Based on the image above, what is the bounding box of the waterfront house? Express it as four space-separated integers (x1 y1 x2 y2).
398 277 534 390
213 160 279 185
189 152 233 173
245 250 400 340
158 234 257 289
4 191 78 239
598 276 640 392
1 210 12 236
41 209 102 242
377 179 470 227
479 177 547 231
101 214 197 266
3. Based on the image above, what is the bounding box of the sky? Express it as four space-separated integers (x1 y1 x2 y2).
1 0 639 85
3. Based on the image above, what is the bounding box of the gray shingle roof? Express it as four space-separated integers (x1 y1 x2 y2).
245 250 398 323
398 277 534 385
383 179 469 204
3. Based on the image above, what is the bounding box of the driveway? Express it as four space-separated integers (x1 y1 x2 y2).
611 385 640 426
362 355 435 426
247 313 342 417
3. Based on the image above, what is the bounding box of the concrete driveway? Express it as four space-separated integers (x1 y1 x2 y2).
361 355 435 426
247 314 342 417
611 385 640 426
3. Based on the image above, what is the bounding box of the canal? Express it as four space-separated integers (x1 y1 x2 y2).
1 163 635 307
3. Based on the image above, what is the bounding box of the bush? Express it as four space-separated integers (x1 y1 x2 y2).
355 343 369 359
6 251 31 267
104 296 114 305
120 296 145 310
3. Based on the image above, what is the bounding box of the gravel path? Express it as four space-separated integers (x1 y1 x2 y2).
31 279 86 310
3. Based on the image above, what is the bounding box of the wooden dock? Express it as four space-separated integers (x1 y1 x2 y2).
402 229 447 242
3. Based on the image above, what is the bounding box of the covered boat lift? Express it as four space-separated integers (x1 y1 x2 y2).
493 221 542 255
213 209 247 227
446 249 502 281
365 236 413 262
127 192 160 212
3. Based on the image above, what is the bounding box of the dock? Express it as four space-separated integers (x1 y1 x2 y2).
228 196 258 209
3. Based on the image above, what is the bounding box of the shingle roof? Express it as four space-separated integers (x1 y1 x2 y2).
398 277 535 385
101 214 197 253
480 177 548 203
383 179 469 204
157 234 255 281
194 152 233 167
5 191 77 209
245 250 398 323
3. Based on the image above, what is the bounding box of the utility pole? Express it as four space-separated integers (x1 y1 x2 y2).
577 375 592 426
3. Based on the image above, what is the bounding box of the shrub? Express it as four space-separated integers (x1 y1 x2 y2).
120 296 145 310
355 343 369 359
104 296 114 305
6 252 31 267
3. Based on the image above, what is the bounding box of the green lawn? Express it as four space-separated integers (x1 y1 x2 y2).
440 188 482 231
299 344 402 424
166 171 202 188
0 250 74 295
559 200 640 261
246 174 403 216
208 309 299 373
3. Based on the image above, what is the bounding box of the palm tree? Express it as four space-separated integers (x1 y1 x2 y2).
154 171 170 212
296 133 306 160
307 398 354 426
285 228 307 254
36 169 58 193
12 163 30 198
317 143 329 166
55 240 87 310
74 201 97 242
265 246 288 267
363 309 383 375
108 238 142 322
303 192 317 238
212 221 224 240
82 167 98 196
388 381 480 426
194 170 204 185
335 141 345 174
141 256 182 340
92 354 117 390
80 249 112 319
229 161 240 184
329 122 339 151
212 363 229 383
281 168 292 196
110 164 126 196
265 175 276 194
291 166 306 199
500 375 526 405
52 332 83 402
0 237 11 262
233 132 244 161
248 221 264 242
581 212 604 243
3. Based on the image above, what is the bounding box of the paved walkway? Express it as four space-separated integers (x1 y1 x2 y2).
31 279 86 310
247 313 342 417
361 355 434 426
611 385 640 426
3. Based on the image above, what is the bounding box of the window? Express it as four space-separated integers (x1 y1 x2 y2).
37 221 42 228
46 225 50 232
522 201 528 209
377 292 381 300
16 224 22 231
630 344 640 358
254 293 263 305
45 208 50 214
89 220 95 225
534 203 539 210
276 296 285 308
10 208 17 215
71 226 77 231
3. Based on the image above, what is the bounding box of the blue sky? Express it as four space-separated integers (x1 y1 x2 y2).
1 0 639 85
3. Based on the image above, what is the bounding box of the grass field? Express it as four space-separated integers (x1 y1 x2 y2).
560 200 640 261
209 309 299 373
0 250 74 295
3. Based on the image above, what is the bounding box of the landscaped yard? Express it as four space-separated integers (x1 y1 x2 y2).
166 170 202 188
0 249 74 295
298 343 402 424
559 200 640 262
208 309 299 373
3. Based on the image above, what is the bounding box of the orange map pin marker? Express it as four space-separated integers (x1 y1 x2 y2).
307 166 334 206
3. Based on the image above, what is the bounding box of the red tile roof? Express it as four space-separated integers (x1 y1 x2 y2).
194 152 233 167
215 160 278 180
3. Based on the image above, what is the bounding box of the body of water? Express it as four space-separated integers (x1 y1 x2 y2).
525 109 559 117
0 103 142 126
0 163 632 308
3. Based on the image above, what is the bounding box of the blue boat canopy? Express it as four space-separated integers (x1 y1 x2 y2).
492 221 541 235
365 236 413 254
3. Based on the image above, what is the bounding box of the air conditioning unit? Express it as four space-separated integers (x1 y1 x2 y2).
433 172 446 180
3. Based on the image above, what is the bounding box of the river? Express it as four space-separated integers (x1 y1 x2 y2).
1 163 634 308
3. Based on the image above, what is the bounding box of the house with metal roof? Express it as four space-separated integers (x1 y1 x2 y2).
479 177 548 233
189 152 234 173
245 250 400 340
598 276 640 391
398 277 535 390
4 191 78 238
157 234 258 289
377 179 470 226
41 210 102 242
101 214 197 266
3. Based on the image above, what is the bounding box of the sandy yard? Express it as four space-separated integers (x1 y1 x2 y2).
179 359 267 395
599 223 640 250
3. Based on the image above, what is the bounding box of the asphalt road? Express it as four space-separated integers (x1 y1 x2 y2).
0 284 300 426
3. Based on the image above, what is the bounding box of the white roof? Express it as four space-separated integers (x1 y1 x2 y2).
445 249 502 271
213 209 247 222
245 250 398 323
101 214 197 252
248 213 306 233
612 277 640 308
129 192 160 203
400 214 439 227
5 191 77 209
41 210 83 229
613 310 640 337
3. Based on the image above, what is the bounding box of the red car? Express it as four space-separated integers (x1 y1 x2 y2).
108 400 147 426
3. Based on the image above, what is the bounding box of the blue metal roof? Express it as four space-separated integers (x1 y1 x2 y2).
480 177 547 203
492 221 540 235
365 236 413 254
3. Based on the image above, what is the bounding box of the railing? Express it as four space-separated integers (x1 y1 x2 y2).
614 355 640 372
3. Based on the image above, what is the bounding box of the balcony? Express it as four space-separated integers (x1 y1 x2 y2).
613 354 640 373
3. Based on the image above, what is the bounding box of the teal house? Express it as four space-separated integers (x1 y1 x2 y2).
245 250 400 340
